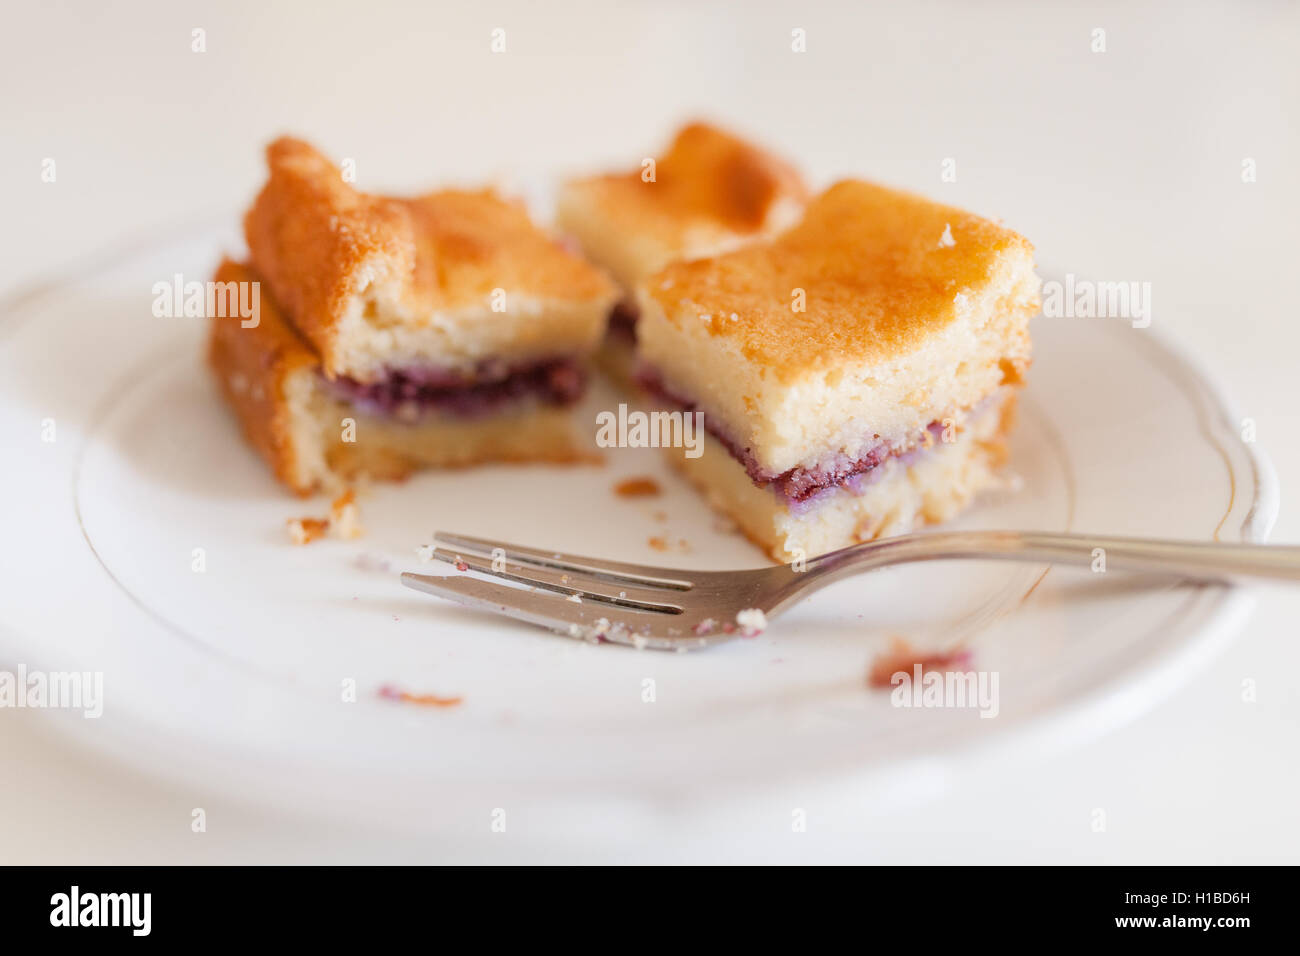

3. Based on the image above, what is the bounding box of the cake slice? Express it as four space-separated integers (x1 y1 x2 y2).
210 138 619 494
209 260 598 494
556 122 808 385
635 180 1040 561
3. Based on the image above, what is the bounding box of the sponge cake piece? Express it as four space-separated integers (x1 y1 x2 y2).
208 259 594 495
556 122 808 289
245 137 619 385
635 180 1040 559
556 122 808 386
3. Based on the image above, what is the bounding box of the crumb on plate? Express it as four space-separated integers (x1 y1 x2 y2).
285 488 364 544
377 684 463 708
867 636 973 688
329 489 364 539
286 516 329 545
614 476 662 498
648 535 690 554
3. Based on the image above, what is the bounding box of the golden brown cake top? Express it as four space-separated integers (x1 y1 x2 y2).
641 180 1037 378
565 122 809 242
244 137 618 376
394 188 615 310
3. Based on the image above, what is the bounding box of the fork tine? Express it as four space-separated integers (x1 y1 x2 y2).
433 531 694 590
425 547 683 613
400 572 722 650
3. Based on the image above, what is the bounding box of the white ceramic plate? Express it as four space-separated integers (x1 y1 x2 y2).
0 225 1277 834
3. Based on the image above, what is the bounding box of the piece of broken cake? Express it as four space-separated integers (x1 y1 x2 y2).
209 138 619 494
635 180 1040 561
556 122 808 387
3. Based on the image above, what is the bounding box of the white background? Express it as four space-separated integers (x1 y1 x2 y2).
2 0 1298 862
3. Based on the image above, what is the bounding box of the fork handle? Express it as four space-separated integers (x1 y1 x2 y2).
810 531 1300 584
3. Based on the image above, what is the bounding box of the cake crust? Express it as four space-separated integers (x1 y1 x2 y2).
245 137 618 382
640 179 1037 378
207 259 319 492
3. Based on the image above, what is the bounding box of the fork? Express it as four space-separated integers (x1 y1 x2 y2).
400 530 1300 651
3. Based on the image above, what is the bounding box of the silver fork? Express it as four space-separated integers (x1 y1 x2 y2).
401 530 1300 651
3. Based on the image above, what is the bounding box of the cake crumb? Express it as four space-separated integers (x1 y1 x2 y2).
329 490 364 539
285 488 363 544
867 637 972 688
735 608 768 637
377 684 462 708
648 535 690 554
614 477 662 498
566 593 583 604
938 223 956 248
415 544 436 562
286 517 329 545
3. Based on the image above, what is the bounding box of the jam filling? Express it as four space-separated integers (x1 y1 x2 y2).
637 367 947 508
325 357 585 421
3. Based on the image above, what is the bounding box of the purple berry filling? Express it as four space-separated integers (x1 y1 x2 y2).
637 366 947 510
325 357 586 422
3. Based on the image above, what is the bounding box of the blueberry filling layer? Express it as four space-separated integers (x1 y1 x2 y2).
637 367 948 507
325 358 586 421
